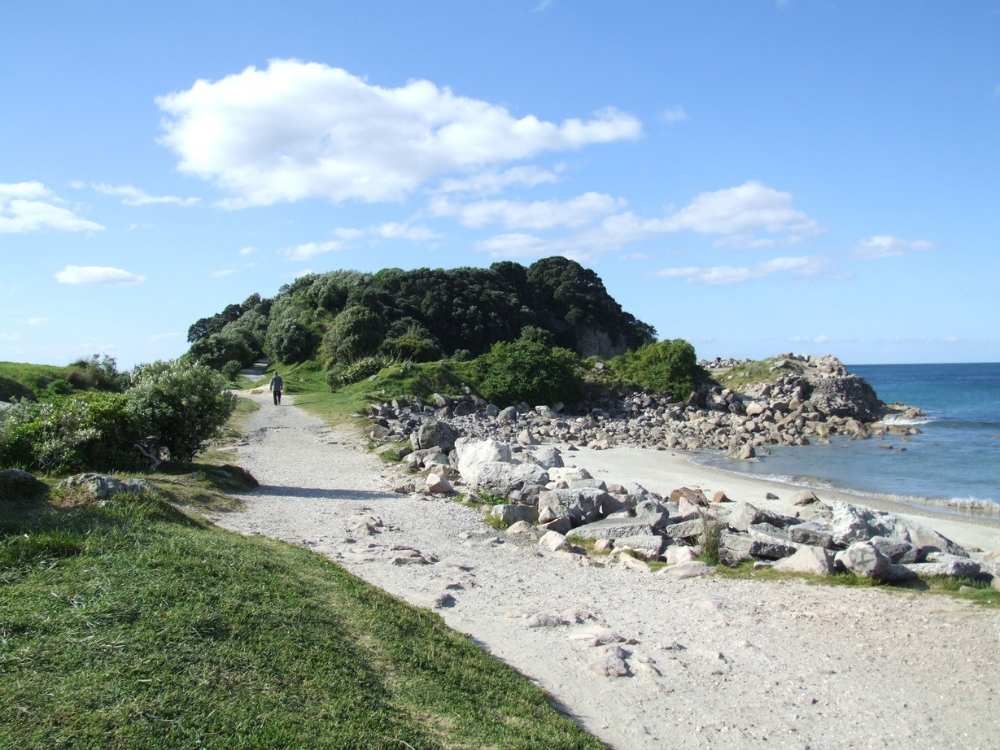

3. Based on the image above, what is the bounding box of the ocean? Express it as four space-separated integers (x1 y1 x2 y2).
694 362 1000 513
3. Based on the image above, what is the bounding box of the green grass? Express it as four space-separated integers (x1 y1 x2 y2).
269 359 479 426
715 357 803 391
0 491 603 749
0 361 94 400
714 561 1000 608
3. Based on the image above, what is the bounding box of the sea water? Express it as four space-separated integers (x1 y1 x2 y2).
695 363 1000 512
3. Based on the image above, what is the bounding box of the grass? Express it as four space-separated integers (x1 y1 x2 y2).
266 359 479 427
0 360 108 401
0 489 604 749
715 357 803 391
714 561 1000 608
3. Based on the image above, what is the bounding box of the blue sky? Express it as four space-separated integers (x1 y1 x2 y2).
2 0 998 367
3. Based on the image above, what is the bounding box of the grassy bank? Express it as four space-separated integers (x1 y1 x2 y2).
0 486 602 749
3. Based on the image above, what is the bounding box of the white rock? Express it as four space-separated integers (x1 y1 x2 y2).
773 546 835 575
425 473 453 494
538 530 568 552
666 546 698 566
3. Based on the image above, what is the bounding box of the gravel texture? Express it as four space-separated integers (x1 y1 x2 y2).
214 392 1000 750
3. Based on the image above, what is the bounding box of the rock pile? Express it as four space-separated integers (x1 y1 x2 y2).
366 355 918 459
389 428 994 584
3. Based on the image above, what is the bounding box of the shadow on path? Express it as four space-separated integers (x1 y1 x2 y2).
255 484 398 502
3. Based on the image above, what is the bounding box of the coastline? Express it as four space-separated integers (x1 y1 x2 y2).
561 443 1000 554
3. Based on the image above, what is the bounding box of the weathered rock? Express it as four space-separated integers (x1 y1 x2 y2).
548 466 593 483
473 462 549 497
455 438 512 487
792 490 821 505
537 488 606 527
835 541 891 579
490 504 538 526
727 502 798 532
788 521 835 549
505 520 537 537
411 419 457 451
665 546 698 565
658 561 712 579
497 406 518 423
425 473 453 494
664 517 705 542
711 490 731 503
0 468 47 498
58 473 151 500
569 517 656 541
608 550 650 573
592 539 614 554
538 530 568 552
517 429 537 445
589 645 631 677
670 487 708 506
614 534 667 559
529 446 564 469
772 546 835 575
719 532 754 565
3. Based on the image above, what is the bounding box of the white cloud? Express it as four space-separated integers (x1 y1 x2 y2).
210 268 236 278
431 192 624 230
282 240 345 261
0 182 104 234
156 59 641 206
374 222 438 241
661 106 688 124
476 233 549 257
25 317 49 327
473 181 818 259
239 245 256 256
54 265 145 285
855 235 935 259
655 256 827 285
435 165 562 195
82 182 200 207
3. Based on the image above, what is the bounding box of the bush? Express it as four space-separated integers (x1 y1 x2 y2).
43 379 73 398
126 362 236 464
322 305 386 364
221 360 242 382
326 356 392 389
0 375 34 402
611 339 706 400
0 392 141 473
379 320 441 362
475 330 581 407
265 317 319 364
67 354 127 391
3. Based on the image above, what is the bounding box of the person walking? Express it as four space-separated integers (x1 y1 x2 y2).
269 373 284 405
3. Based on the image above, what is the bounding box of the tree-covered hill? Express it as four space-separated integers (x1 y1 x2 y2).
186 257 656 370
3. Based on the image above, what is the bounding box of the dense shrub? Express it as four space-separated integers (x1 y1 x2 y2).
475 329 582 407
379 319 441 362
221 360 242 382
0 376 34 402
265 317 318 364
326 356 392 389
66 355 127 392
0 392 141 473
126 361 236 464
322 305 386 364
189 330 256 370
611 339 706 400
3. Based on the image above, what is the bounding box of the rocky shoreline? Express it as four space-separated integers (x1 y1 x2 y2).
363 354 999 586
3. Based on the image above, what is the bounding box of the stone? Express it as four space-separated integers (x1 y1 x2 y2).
517 429 537 445
711 490 731 503
792 490 821 505
745 402 765 417
505 520 537 537
411 419 457 452
592 539 614 554
670 487 708 506
529 446 564 469
733 443 756 460
455 438 512 487
58 473 151 501
0 468 47 498
538 530 569 552
589 645 631 677
870 536 919 563
608 550 650 572
569 517 658 541
658 561 712 579
548 466 593 483
497 406 518 423
537 488 608 527
539 517 574 535
835 541 891 580
473 462 549 497
490 504 538 526
765 492 780 500
613 534 667 559
772 546 835 575
719 532 754 566
664 518 705 542
727 502 798 532
788 522 835 549
666 546 698 565
425 473 453 495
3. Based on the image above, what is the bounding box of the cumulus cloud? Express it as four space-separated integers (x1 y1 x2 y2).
0 182 104 234
855 235 935 259
661 106 688 124
54 265 145 285
655 256 827 285
80 182 200 207
373 222 438 240
431 192 623 230
239 245 256 256
474 181 818 259
435 165 562 195
156 59 641 206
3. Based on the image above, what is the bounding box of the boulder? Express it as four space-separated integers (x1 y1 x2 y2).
614 534 667 559
792 490 821 505
497 406 518 423
658 561 712 579
58 473 151 500
517 429 537 446
425 473 453 495
411 419 457 452
473 462 549 498
529 446 564 469
537 488 607 527
568 517 657 541
788 521 835 549
666 546 698 566
538 530 568 552
670 487 708 506
711 490 731 504
664 517 705 542
835 541 891 579
727 502 798 532
490 504 538 526
548 466 593 483
773 546 835 575
505 520 537 537
0 468 47 498
455 438 512 487
719 532 754 566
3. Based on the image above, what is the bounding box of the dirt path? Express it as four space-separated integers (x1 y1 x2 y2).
214 392 1000 750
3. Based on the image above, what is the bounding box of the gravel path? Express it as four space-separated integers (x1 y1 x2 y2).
214 392 1000 750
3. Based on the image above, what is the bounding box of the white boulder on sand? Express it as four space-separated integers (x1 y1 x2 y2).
215 391 1000 750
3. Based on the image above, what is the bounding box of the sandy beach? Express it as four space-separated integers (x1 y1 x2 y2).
565 444 1000 555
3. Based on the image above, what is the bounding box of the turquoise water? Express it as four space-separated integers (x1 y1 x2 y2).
696 363 1000 509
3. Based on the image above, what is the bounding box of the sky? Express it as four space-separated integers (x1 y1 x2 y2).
2 0 999 367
